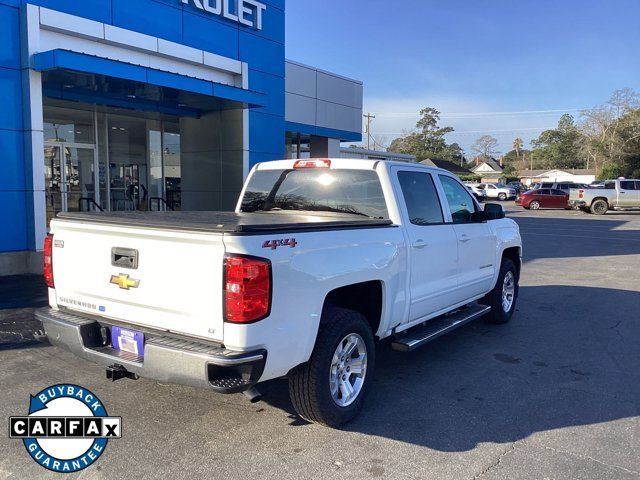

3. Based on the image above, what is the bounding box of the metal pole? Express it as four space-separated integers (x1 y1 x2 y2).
363 113 376 150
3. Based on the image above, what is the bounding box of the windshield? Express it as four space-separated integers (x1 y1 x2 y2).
241 168 389 219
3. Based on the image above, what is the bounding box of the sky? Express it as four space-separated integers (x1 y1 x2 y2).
285 0 640 156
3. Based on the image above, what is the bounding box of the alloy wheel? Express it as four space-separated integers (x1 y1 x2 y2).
329 333 367 407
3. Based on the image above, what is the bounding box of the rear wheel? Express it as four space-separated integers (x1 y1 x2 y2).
482 258 518 325
529 200 541 210
591 199 608 215
289 308 375 428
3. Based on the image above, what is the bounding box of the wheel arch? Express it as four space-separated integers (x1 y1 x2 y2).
590 196 610 207
321 280 384 338
501 246 522 281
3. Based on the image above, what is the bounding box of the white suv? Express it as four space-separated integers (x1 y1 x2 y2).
478 183 517 201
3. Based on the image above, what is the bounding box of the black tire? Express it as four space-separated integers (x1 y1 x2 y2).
288 308 375 428
591 199 608 215
498 193 507 201
482 258 518 324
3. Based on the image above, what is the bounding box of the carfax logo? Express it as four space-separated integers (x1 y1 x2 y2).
9 384 121 473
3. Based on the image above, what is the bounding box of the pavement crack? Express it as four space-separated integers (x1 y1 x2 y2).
540 445 640 476
472 442 517 480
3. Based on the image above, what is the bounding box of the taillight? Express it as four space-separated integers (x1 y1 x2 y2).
224 255 271 324
43 234 54 288
293 159 331 169
578 189 584 199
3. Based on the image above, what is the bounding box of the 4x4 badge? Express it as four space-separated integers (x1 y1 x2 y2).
110 274 140 290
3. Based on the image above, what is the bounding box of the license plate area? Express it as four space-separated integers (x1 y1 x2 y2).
111 326 144 357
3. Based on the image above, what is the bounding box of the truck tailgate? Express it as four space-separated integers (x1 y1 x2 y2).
569 189 583 201
49 218 225 342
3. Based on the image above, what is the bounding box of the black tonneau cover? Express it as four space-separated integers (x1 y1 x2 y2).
56 211 394 234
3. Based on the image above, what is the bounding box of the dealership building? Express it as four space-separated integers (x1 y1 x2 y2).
0 0 364 275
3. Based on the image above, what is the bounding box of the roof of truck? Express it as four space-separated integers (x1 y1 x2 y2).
254 158 453 174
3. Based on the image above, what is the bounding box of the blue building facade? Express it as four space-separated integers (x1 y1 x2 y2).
0 0 363 274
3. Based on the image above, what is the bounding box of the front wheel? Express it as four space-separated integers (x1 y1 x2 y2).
529 200 541 210
482 258 518 324
288 308 375 428
498 193 507 201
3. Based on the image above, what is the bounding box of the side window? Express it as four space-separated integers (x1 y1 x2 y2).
537 189 550 195
604 181 616 189
620 181 636 190
552 189 566 196
397 171 444 226
439 175 477 224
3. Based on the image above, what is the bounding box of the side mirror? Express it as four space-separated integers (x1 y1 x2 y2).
484 203 505 220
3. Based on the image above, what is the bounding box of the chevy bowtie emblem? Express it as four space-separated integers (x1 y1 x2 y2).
110 274 140 290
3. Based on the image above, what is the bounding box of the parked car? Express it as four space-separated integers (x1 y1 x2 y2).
515 188 570 210
533 182 588 193
466 184 487 202
478 183 517 201
36 158 522 427
569 179 640 215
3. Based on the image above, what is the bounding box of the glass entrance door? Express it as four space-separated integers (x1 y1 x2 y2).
44 142 98 225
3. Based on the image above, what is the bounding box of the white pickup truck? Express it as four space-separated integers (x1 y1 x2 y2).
37 159 522 427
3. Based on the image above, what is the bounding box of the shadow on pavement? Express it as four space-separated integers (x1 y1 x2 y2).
0 275 48 310
0 275 48 350
260 285 640 451
512 216 640 261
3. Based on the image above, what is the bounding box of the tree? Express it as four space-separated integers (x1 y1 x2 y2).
577 89 640 175
388 108 461 161
513 137 523 158
471 135 499 158
530 114 582 169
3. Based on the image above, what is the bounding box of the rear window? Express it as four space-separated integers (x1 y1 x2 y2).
241 168 389 219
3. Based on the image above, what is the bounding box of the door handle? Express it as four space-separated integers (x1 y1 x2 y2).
459 234 471 243
412 239 428 249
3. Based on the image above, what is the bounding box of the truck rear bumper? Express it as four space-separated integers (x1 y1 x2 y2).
35 307 266 394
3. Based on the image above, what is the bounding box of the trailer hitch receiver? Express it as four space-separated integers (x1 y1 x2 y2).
106 364 139 382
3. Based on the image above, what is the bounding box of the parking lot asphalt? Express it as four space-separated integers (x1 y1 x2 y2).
1 205 639 480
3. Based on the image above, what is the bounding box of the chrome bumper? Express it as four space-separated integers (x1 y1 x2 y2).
35 307 266 393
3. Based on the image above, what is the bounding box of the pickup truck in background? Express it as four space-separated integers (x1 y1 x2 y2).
477 183 518 201
37 159 522 427
569 179 640 214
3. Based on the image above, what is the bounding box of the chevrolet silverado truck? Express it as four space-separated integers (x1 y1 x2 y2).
569 179 640 214
37 159 522 427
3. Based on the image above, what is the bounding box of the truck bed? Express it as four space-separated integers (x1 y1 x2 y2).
56 211 394 234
